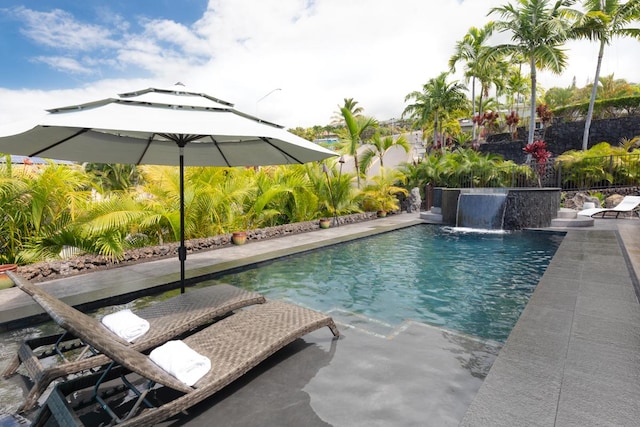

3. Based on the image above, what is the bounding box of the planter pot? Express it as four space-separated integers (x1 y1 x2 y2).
0 264 17 289
377 210 388 218
319 219 331 229
231 231 247 245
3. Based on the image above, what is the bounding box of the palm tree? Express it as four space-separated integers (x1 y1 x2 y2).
488 0 577 145
505 65 531 115
306 161 360 219
476 51 510 119
571 0 640 150
339 108 378 187
359 133 411 174
359 167 408 214
544 85 578 108
332 98 364 125
85 163 139 192
449 23 495 140
403 72 468 154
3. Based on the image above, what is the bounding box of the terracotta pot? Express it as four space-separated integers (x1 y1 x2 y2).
377 210 387 218
231 231 247 245
0 264 17 289
319 219 331 229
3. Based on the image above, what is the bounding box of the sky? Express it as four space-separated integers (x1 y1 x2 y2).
0 0 638 129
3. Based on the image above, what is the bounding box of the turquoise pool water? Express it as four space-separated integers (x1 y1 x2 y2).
213 225 562 342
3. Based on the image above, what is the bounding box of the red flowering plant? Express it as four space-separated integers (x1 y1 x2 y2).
473 111 500 138
535 103 553 139
523 139 552 187
504 111 519 139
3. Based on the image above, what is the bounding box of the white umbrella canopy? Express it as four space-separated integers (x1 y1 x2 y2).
0 87 334 167
0 86 337 291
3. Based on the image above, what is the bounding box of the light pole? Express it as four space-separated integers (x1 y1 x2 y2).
255 88 282 116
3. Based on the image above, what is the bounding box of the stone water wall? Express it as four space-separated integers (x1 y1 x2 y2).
17 212 378 282
439 188 561 230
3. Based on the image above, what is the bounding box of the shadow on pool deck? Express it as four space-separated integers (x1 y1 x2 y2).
1 212 639 426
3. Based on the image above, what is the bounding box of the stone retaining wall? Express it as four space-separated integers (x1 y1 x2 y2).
17 212 378 282
480 116 640 162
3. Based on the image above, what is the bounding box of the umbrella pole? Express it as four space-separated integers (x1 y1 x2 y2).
179 145 186 293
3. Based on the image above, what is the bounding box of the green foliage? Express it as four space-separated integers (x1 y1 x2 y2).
306 160 361 219
396 148 531 192
552 95 640 120
359 133 411 174
359 167 408 213
555 142 640 188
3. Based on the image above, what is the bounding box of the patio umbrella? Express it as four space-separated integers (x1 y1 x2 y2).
0 86 336 292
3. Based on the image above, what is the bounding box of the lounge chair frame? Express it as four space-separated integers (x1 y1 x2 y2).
29 290 339 426
2 271 265 412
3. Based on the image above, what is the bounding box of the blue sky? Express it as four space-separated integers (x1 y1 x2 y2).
0 0 208 88
0 0 638 128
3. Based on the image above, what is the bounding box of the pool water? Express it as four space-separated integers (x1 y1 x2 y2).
214 225 563 342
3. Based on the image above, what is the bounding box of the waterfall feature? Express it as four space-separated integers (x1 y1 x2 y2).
456 193 508 230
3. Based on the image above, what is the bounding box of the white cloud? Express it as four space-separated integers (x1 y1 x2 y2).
31 56 93 75
1 0 639 129
12 6 117 51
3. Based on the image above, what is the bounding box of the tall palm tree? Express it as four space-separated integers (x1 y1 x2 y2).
332 98 364 125
339 108 378 187
403 72 468 153
505 65 531 115
489 0 578 145
449 23 495 140
571 0 640 150
476 50 510 118
360 133 411 174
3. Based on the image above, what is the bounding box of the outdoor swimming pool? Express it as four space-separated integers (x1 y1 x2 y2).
0 224 563 416
209 225 563 342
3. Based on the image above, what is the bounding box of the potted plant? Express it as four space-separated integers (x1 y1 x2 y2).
231 231 247 245
319 218 331 229
0 264 17 289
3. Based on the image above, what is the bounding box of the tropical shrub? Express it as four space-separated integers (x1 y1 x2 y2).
359 167 408 213
555 142 640 189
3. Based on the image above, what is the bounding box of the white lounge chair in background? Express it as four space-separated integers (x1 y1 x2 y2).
578 195 640 218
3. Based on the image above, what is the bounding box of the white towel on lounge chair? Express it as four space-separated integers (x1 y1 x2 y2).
101 309 150 342
149 340 211 386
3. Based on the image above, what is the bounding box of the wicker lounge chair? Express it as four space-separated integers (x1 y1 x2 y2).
28 284 339 426
2 271 265 412
577 195 640 218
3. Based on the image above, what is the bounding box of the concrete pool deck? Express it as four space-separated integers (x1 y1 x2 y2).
1 213 639 425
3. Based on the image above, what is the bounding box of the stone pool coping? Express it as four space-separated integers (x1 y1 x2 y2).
461 219 640 426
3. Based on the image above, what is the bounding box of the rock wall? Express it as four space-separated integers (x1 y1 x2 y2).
17 212 379 282
562 186 640 201
480 116 640 162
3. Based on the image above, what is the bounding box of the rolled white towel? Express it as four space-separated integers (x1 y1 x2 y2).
149 340 211 387
101 309 150 342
